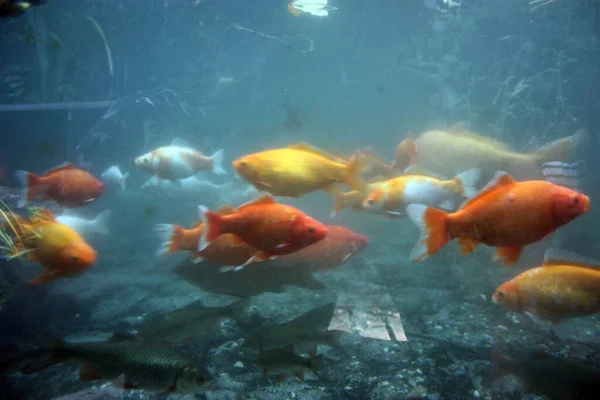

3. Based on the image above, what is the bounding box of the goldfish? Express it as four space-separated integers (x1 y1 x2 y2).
406 171 590 265
394 125 587 182
331 181 387 217
15 162 105 208
155 206 267 268
0 208 97 284
198 194 328 258
276 225 369 271
492 249 600 323
233 143 367 197
135 139 226 180
362 169 481 217
392 132 418 173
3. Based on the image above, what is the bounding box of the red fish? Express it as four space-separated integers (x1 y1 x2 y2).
15 163 104 208
406 172 590 265
155 206 267 268
276 225 369 271
199 195 328 258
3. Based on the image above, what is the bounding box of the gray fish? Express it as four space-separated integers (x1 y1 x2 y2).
255 344 319 381
134 298 252 343
19 334 211 394
245 302 343 353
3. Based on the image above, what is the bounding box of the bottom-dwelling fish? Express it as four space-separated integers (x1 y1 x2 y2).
15 333 211 394
362 168 481 217
0 207 97 284
406 171 590 265
492 249 600 323
199 194 328 259
255 344 319 381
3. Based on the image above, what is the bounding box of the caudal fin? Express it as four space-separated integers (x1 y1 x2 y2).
406 204 450 262
121 172 130 191
453 168 481 198
530 130 590 166
197 206 223 251
92 210 111 235
210 149 227 175
345 154 367 192
155 224 185 256
14 170 43 208
330 190 347 218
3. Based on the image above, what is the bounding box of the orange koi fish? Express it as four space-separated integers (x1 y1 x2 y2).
233 143 367 197
392 132 417 173
362 169 480 217
276 225 369 271
15 163 105 209
155 206 267 268
0 208 97 284
135 139 226 180
198 194 328 258
406 172 590 265
493 249 600 323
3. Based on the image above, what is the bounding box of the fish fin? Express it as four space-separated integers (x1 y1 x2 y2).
438 198 457 211
79 362 104 381
530 129 590 166
121 172 130 190
330 188 348 217
457 171 515 211
541 160 584 190
403 166 447 180
198 206 224 249
542 248 600 269
219 266 237 273
324 329 344 348
215 204 236 216
405 133 418 169
155 224 184 255
345 153 368 192
494 246 523 266
237 193 277 210
406 204 450 262
453 168 481 198
287 142 339 161
459 238 479 256
43 162 76 176
28 271 61 285
308 347 321 375
92 210 111 235
191 254 204 264
295 368 306 381
210 149 227 175
14 170 44 208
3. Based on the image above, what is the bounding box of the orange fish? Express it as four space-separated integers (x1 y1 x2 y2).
362 169 480 217
15 163 105 208
276 225 369 271
155 206 267 268
199 194 328 258
331 181 387 217
233 143 367 197
406 172 590 265
493 249 600 323
354 149 396 180
392 133 417 173
0 208 97 284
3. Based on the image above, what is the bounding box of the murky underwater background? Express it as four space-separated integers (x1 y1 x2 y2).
1 1 600 399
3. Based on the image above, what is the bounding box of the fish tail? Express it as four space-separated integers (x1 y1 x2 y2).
121 172 130 191
345 154 368 192
14 171 43 208
452 168 481 198
325 330 344 348
406 204 450 262
529 129 590 166
197 206 222 251
92 210 111 235
155 224 185 255
18 334 68 375
330 189 347 217
210 149 227 175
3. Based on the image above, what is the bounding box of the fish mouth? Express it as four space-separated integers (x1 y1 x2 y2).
491 295 498 304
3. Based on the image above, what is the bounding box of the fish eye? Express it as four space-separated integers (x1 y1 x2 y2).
71 255 79 261
497 290 505 297
573 196 579 205
307 227 316 234
367 199 374 205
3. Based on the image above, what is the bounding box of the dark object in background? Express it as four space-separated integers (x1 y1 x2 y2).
0 0 45 19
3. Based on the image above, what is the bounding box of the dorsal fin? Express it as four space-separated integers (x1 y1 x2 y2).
44 162 76 176
30 208 56 223
457 171 515 211
237 193 276 210
287 142 339 162
216 205 236 216
543 248 600 269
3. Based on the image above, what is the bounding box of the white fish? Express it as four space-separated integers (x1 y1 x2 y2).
140 175 232 202
290 0 338 17
134 138 226 180
56 210 111 237
101 165 129 190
